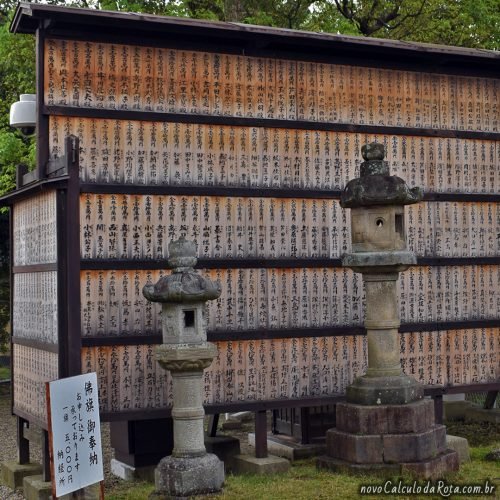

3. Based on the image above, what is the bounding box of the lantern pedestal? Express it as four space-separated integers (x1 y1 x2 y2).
151 342 224 498
343 254 424 406
153 454 224 499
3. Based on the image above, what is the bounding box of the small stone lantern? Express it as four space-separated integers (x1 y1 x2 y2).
318 143 459 478
143 236 224 498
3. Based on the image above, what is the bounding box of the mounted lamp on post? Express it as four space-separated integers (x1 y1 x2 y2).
143 236 224 498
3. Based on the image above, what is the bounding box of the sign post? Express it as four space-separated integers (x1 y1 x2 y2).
46 373 104 499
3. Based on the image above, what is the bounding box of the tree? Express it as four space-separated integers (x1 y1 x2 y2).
326 0 427 36
0 19 36 198
0 15 36 351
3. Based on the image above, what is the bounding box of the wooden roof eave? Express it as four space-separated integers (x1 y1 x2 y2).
9 2 500 73
0 176 69 207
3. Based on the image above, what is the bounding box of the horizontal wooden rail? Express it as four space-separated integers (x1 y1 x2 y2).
79 318 499 346
78 182 500 203
79 256 500 270
45 105 500 142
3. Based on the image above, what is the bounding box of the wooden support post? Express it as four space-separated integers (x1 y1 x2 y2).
434 395 443 424
254 410 268 459
484 391 498 410
17 417 30 465
300 407 311 445
15 164 28 189
42 429 51 482
207 414 219 438
271 410 278 434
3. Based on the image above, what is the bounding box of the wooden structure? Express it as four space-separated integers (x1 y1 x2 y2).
2 3 499 465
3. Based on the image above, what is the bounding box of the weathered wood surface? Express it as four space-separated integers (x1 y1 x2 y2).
80 266 498 337
13 272 58 344
44 40 499 133
49 117 499 193
13 192 57 266
81 328 499 411
79 194 499 259
13 345 59 425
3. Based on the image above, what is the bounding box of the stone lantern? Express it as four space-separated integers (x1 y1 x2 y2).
342 141 423 404
318 143 459 478
143 236 224 498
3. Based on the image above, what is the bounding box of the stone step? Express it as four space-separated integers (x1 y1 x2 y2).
326 424 447 464
336 398 435 435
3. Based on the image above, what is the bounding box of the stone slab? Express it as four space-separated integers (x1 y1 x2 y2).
342 251 417 272
221 420 243 430
443 401 474 421
346 375 424 405
1 461 42 490
318 449 459 480
382 425 446 463
22 475 51 500
204 435 241 470
446 435 470 463
229 411 253 422
111 458 156 482
248 433 325 461
386 399 435 434
401 449 459 480
336 399 434 435
317 456 400 476
326 430 383 464
153 453 224 498
464 407 500 424
231 454 290 475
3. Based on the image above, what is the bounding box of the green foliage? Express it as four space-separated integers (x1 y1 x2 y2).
0 365 9 379
97 0 188 16
0 18 36 201
400 0 500 49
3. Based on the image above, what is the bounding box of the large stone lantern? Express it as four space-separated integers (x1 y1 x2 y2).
143 236 224 498
318 143 459 478
341 141 423 404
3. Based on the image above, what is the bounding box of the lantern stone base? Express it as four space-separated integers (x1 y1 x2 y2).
1 461 42 490
317 399 459 479
231 454 290 475
204 435 241 471
346 374 424 405
317 449 459 480
248 433 326 461
152 453 224 499
21 475 51 500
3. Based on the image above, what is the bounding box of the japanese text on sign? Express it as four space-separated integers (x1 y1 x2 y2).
47 372 103 497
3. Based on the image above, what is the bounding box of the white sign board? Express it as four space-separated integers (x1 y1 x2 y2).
47 372 104 497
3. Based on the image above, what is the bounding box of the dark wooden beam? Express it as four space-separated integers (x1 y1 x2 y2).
254 410 268 459
17 417 30 465
45 105 500 142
